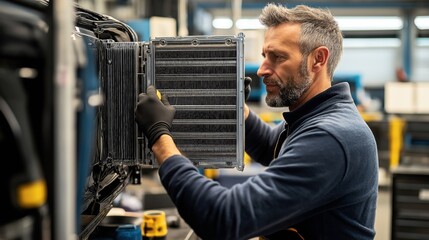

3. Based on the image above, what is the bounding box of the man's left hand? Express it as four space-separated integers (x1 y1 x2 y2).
135 85 176 149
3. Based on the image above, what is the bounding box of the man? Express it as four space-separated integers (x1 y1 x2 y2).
135 3 378 240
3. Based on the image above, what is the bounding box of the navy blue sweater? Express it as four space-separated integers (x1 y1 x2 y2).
159 83 378 239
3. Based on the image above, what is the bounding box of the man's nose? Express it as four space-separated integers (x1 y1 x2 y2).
257 60 271 78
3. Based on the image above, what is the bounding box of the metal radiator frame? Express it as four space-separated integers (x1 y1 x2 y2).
99 33 245 171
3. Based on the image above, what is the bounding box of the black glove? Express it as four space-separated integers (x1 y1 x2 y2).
135 85 176 149
244 76 252 102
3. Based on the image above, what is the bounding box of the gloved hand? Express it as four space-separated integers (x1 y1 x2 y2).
244 76 252 102
135 85 176 149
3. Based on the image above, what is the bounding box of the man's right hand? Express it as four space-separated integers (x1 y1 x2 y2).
244 76 252 102
244 77 252 120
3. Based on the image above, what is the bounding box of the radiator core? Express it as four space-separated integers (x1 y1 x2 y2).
98 41 139 165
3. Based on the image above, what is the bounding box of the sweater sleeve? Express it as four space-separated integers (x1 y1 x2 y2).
245 110 285 166
158 127 347 240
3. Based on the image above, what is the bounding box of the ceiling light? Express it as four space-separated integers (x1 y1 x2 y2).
212 18 233 29
343 38 401 48
236 19 265 30
415 16 429 30
335 16 403 31
212 18 265 30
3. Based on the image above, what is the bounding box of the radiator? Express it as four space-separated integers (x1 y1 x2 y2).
98 41 140 166
97 34 245 171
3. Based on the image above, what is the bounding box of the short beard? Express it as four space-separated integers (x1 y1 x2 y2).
265 58 312 108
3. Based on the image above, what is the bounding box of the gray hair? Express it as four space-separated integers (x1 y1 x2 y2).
259 3 343 78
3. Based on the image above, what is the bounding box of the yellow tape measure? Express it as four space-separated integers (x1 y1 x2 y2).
141 210 168 238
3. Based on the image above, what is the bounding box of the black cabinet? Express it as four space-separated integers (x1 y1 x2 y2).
392 167 429 240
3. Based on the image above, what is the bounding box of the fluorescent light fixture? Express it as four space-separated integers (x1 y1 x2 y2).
212 18 265 30
212 18 233 29
335 16 403 31
236 19 265 30
415 16 429 30
343 38 401 48
213 16 404 31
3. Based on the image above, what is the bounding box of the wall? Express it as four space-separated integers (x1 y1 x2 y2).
336 39 401 86
413 42 429 82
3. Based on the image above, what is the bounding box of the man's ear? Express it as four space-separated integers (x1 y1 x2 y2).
311 46 329 73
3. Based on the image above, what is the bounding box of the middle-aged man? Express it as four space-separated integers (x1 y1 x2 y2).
135 3 378 240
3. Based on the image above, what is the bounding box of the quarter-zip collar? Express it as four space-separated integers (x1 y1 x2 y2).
282 82 353 130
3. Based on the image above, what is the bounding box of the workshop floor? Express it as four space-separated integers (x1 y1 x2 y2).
375 188 391 240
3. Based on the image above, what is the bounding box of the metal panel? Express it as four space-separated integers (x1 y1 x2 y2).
143 34 245 170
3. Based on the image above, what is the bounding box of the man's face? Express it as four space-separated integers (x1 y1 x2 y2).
257 23 312 108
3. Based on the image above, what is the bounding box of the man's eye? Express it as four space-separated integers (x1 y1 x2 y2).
274 55 285 61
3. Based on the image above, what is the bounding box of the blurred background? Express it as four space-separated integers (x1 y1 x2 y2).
1 0 429 239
